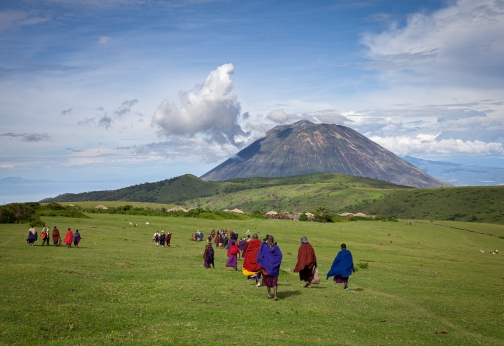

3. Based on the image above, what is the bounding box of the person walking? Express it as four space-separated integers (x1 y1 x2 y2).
326 243 355 291
257 235 283 300
160 231 166 247
27 225 37 246
225 240 239 271
73 230 81 247
203 244 215 268
64 228 73 248
242 234 262 286
41 225 50 246
293 236 317 288
52 226 60 246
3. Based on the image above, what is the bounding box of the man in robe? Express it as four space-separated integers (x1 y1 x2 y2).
326 243 354 291
293 236 317 288
257 235 283 300
242 234 262 286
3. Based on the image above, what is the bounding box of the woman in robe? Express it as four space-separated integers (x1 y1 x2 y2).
225 240 239 271
203 244 215 268
160 231 166 247
166 232 172 247
52 226 60 246
27 225 37 245
64 228 74 247
73 229 81 247
242 234 261 286
257 235 283 300
293 237 317 288
326 243 354 291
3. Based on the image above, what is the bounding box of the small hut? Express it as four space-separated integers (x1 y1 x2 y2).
94 205 108 210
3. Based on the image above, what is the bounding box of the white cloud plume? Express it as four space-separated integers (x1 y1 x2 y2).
152 63 246 146
370 135 504 156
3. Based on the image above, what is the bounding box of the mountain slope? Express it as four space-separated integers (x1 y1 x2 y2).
201 120 449 188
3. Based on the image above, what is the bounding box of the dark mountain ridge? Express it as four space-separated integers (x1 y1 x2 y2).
201 120 449 188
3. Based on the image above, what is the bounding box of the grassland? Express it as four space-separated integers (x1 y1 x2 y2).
1 214 504 345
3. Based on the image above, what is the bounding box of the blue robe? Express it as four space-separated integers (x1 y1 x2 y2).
257 243 282 277
326 249 354 279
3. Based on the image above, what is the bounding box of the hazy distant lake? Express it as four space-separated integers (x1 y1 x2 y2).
0 180 140 204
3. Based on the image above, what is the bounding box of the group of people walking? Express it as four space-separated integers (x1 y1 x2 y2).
153 231 172 247
203 232 355 300
26 225 81 247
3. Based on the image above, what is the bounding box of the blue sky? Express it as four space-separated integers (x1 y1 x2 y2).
1 0 503 197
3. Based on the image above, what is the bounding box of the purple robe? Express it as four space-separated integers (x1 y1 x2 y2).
257 243 282 277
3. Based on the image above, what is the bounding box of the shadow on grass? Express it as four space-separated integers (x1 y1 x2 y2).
277 290 302 299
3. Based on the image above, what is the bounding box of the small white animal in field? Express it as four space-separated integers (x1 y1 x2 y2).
129 222 133 226
491 251 496 254
146 222 150 226
480 249 484 253
134 223 137 227
496 250 499 254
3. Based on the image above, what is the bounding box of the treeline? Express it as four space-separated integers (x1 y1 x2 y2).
85 205 267 221
0 202 89 226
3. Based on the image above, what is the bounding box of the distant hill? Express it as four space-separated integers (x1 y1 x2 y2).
201 120 449 188
39 172 504 224
40 172 406 204
403 156 504 186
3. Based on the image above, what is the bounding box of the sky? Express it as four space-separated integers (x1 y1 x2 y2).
1 0 504 201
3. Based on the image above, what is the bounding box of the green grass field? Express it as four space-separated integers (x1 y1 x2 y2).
1 214 504 345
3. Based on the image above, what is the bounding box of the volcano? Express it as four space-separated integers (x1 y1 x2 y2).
201 120 449 188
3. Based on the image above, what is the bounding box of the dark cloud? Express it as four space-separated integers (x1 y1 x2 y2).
61 108 73 115
77 118 96 126
1 132 50 142
114 99 138 118
98 115 113 129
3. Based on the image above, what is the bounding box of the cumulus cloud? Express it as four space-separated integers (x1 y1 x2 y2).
370 135 504 156
266 109 290 123
152 63 247 146
315 112 351 124
114 99 138 117
361 0 504 86
1 132 50 142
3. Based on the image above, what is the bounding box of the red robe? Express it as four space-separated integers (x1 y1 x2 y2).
242 239 262 272
294 243 317 272
64 230 73 245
